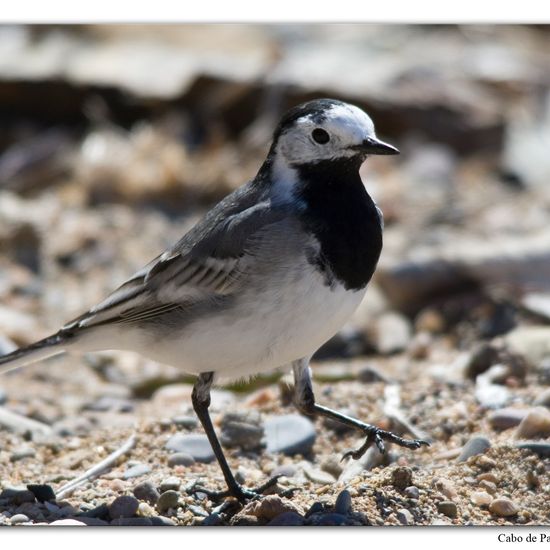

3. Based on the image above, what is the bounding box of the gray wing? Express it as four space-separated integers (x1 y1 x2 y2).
63 183 289 331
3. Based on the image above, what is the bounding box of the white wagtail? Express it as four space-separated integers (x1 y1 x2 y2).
0 98 428 501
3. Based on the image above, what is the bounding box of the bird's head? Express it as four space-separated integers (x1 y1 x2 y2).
270 98 399 168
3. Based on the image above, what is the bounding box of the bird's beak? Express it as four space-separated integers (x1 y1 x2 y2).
353 137 400 155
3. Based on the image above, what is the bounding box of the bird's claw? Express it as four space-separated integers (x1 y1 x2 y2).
341 425 430 462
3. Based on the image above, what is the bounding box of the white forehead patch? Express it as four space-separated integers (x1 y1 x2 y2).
321 103 376 141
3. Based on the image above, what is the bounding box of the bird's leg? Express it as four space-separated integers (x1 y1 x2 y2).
190 372 280 503
291 358 430 460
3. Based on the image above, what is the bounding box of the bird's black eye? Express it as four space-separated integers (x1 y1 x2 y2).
312 128 330 144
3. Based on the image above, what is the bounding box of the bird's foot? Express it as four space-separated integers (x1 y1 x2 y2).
190 475 284 504
341 424 430 461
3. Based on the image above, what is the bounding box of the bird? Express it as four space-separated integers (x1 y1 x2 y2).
0 98 428 502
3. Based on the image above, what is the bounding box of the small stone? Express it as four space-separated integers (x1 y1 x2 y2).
188 504 209 517
397 508 414 525
476 455 497 470
150 516 177 526
270 464 298 479
108 495 139 519
264 415 316 456
171 415 198 429
404 486 420 500
489 498 518 517
434 478 457 500
165 434 215 463
334 490 352 515
219 410 265 451
78 503 109 519
10 514 30 525
0 386 7 405
123 463 151 479
464 343 500 379
374 311 412 354
477 472 498 484
357 365 389 383
167 452 195 468
268 512 305 526
457 436 491 462
415 308 445 334
159 477 181 492
77 517 110 526
1 488 36 505
133 481 160 505
515 407 550 439
312 513 353 526
83 396 134 413
27 484 56 503
471 491 492 506
303 464 336 485
489 408 529 430
437 501 458 518
157 490 179 514
478 480 497 494
111 517 153 526
319 455 343 479
515 441 550 458
49 519 86 526
10 447 35 462
534 388 550 408
201 513 223 526
391 466 413 490
231 514 261 526
245 495 301 521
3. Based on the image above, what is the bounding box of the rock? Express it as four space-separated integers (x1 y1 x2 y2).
82 396 134 413
165 433 215 463
373 311 412 354
391 466 413 490
334 490 352 515
457 436 491 462
534 388 550 408
108 495 139 519
167 452 195 468
515 441 550 458
156 490 179 514
471 491 492 506
150 516 177 526
49 519 86 526
319 455 343 479
268 512 305 526
270 463 298 479
515 407 550 439
76 517 110 526
302 464 336 485
123 463 152 479
264 415 316 456
434 478 457 500
133 481 160 505
27 484 56 503
407 331 432 360
397 508 414 525
504 326 550 368
245 495 301 521
10 514 30 525
489 498 518 517
414 308 446 334
0 488 36 505
478 480 497 494
464 343 501 379
159 477 181 492
201 513 223 526
188 504 209 517
404 486 420 500
357 365 390 383
310 513 353 526
475 369 511 408
10 447 36 462
488 408 530 430
171 415 198 429
111 517 154 526
219 410 264 451
437 501 458 518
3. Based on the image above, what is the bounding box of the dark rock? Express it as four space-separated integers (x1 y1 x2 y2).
75 517 110 526
268 512 305 526
334 489 352 515
133 481 160 505
157 490 179 514
309 513 353 526
82 396 134 413
219 410 264 451
150 516 177 526
404 486 420 500
27 484 56 503
264 415 316 456
0 488 36 505
108 495 139 519
165 433 215 463
515 441 550 458
392 466 413 490
201 513 223 526
111 517 153 526
188 504 209 517
78 503 109 519
465 343 501 379
488 408 529 430
457 436 491 462
437 501 458 518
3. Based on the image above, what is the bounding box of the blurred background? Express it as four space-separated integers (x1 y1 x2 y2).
0 24 549 526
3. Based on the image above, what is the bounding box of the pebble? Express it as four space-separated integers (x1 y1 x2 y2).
167 452 195 467
10 514 30 525
77 517 110 526
133 481 160 505
312 513 353 526
515 441 550 458
391 466 413 490
201 513 223 526
165 433 215 463
10 447 36 462
246 495 301 521
404 486 420 500
437 501 458 518
150 516 177 526
475 377 510 408
319 455 343 479
49 519 86 526
27 484 56 503
374 311 412 354
471 491 492 506
268 512 305 526
219 410 264 451
434 478 457 500
477 472 498 484
171 415 198 429
534 388 550 408
1 488 36 505
264 415 316 456
488 408 529 430
457 436 491 462
270 463 298 479
334 490 352 515
515 407 550 439
83 395 134 413
79 503 109 519
464 343 500 379
303 464 336 485
156 490 179 514
159 477 181 492
489 498 518 517
397 508 414 525
108 495 139 519
123 463 151 479
478 480 497 494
